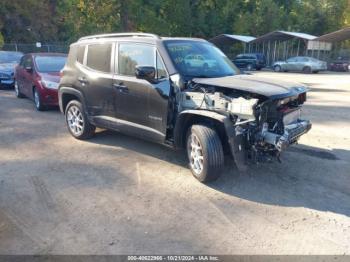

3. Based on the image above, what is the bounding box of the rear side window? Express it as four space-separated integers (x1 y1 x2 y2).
118 43 155 76
86 43 112 73
77 45 85 64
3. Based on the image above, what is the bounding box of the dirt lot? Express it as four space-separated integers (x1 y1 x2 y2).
0 72 349 255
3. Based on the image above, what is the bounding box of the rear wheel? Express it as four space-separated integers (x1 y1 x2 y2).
186 124 224 182
65 100 95 140
14 80 24 98
33 88 45 111
302 66 312 74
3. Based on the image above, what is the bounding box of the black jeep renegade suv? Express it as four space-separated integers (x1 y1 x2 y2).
59 33 311 182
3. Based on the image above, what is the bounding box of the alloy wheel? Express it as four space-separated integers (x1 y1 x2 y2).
67 105 84 136
15 81 19 96
188 133 204 176
34 90 40 109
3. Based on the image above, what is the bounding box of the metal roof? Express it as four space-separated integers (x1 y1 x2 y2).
209 34 256 45
251 31 317 43
315 27 350 42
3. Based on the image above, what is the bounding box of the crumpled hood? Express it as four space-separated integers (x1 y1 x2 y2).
192 75 308 99
0 63 16 73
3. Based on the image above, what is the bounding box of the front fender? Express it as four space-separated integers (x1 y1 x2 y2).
173 110 228 149
173 109 248 171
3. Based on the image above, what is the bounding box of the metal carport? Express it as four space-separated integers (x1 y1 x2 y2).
209 34 256 58
315 27 350 42
249 31 318 65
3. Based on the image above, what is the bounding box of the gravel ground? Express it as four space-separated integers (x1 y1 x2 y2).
0 72 349 255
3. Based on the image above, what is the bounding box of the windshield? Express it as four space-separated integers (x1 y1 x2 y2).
35 56 67 73
0 52 23 64
165 41 239 78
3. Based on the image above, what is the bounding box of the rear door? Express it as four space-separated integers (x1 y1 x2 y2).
113 42 170 142
77 42 115 117
297 57 309 71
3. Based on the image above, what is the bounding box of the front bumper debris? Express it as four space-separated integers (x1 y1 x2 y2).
263 119 312 151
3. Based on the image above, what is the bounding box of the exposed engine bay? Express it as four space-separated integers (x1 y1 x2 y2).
177 76 312 167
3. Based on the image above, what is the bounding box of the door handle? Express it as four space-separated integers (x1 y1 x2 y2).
113 83 129 93
78 77 88 84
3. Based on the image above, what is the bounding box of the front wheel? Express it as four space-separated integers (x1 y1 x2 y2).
33 87 45 111
186 124 224 182
274 65 282 72
65 100 95 140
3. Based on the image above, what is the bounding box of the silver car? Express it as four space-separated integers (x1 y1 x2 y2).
273 56 327 73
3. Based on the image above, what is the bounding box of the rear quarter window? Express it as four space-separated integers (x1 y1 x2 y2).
86 43 112 73
77 45 85 64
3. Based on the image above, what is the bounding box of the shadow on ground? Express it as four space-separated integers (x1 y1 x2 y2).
86 129 350 217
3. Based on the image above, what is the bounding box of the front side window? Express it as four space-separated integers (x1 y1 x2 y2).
287 57 297 62
165 40 239 78
118 43 155 76
35 56 67 73
19 56 26 66
86 43 112 73
23 56 33 68
156 52 167 79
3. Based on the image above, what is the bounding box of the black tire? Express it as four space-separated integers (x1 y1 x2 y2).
312 71 319 74
186 124 224 182
33 87 46 111
65 100 95 140
274 65 282 72
14 80 24 98
256 67 262 71
302 66 312 74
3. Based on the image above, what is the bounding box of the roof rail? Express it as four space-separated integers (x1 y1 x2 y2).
78 32 161 41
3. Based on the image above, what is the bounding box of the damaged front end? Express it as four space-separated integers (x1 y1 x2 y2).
179 78 312 169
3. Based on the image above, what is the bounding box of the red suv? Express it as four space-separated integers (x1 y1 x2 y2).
14 53 67 110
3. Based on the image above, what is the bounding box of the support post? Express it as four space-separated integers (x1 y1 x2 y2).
297 39 300 56
273 40 277 65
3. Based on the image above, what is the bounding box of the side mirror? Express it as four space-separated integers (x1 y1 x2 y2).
135 66 156 82
25 66 32 72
